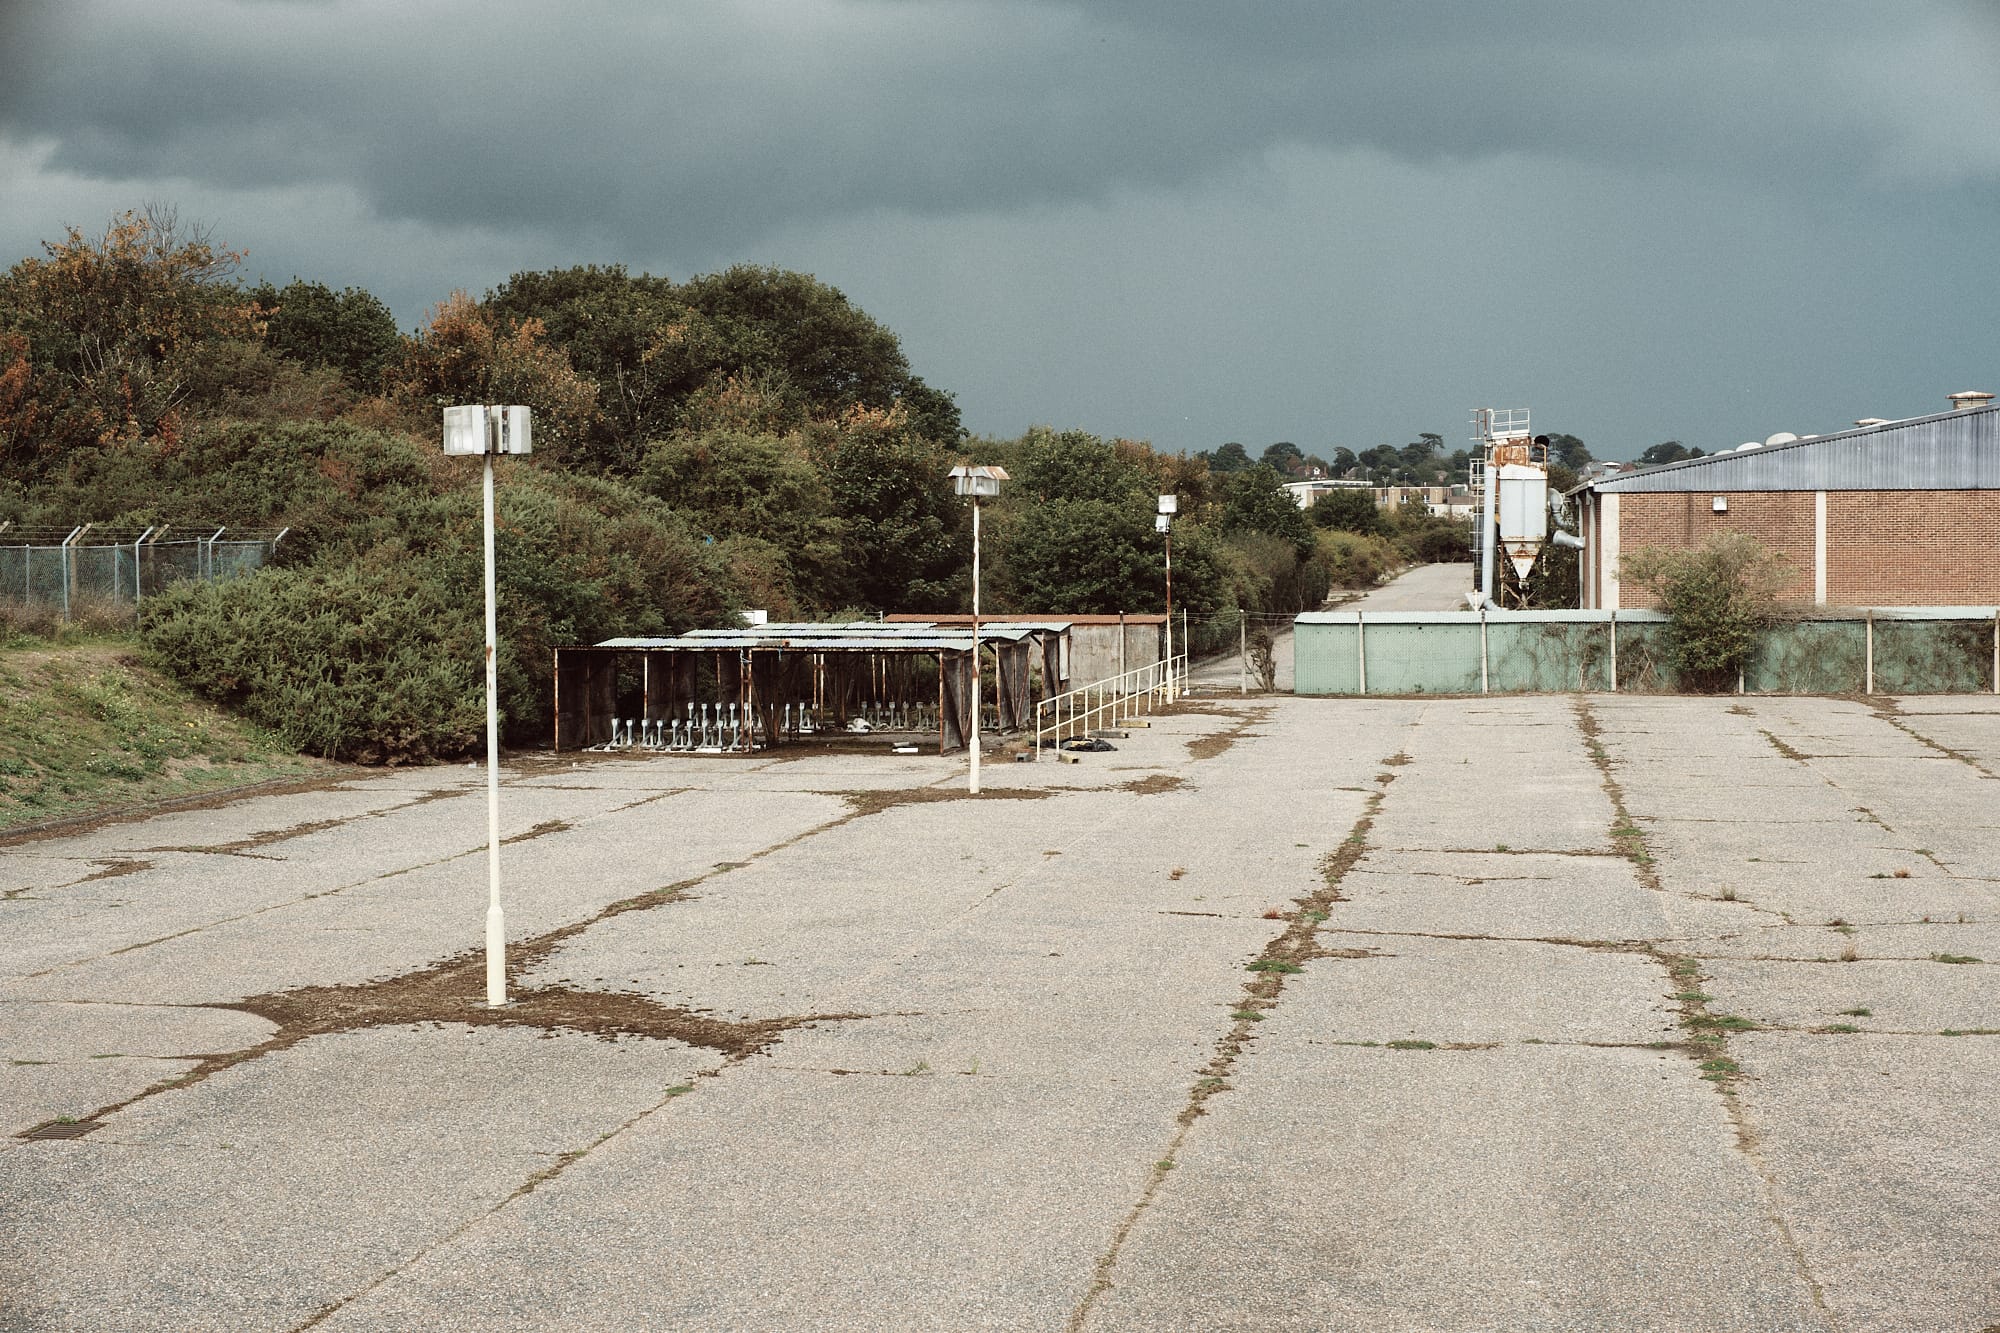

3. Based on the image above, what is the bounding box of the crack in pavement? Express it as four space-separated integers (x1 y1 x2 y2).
1578 696 1838 1325
1068 725 1418 1330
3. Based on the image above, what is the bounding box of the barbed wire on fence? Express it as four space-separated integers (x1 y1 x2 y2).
0 522 288 619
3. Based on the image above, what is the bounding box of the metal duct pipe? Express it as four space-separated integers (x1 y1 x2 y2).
1551 529 1585 550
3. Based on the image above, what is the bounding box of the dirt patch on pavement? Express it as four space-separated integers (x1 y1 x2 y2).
833 786 1054 818
1119 774 1187 796
1185 706 1274 761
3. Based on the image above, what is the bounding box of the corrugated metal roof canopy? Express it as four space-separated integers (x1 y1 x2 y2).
595 624 1043 652
1576 404 2000 494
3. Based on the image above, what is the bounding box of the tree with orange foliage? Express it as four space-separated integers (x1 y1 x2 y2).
0 207 259 465
384 292 598 464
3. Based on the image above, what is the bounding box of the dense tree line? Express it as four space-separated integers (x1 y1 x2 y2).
0 209 1467 759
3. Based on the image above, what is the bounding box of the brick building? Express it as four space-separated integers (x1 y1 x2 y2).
1572 396 2000 610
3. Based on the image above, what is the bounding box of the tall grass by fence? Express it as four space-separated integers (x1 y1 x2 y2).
1294 607 2000 696
0 526 287 620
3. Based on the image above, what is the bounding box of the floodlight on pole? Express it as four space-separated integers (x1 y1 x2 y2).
949 465 1008 791
443 404 532 1007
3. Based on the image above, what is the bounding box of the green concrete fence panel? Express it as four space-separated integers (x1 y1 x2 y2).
1296 607 2000 696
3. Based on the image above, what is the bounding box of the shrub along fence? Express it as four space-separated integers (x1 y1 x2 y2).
1293 607 2000 696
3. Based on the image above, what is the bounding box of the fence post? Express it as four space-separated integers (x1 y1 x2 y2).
60 525 81 622
1608 611 1618 692
1240 609 1247 696
1356 612 1367 695
1864 610 1874 695
1992 610 1998 696
1479 606 1489 694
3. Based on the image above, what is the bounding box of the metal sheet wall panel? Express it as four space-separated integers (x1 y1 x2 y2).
1586 406 2000 494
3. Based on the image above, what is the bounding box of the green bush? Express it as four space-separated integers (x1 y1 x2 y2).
141 561 484 763
140 464 736 761
1621 533 1796 691
1318 530 1399 590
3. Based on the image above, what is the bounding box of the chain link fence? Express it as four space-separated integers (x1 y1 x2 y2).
0 525 287 619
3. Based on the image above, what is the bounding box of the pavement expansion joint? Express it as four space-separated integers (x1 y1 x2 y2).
1586 697 1836 1319
1068 725 1411 1330
1872 705 2000 779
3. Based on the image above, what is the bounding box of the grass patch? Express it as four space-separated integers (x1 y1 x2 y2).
0 638 317 831
1689 1014 1758 1032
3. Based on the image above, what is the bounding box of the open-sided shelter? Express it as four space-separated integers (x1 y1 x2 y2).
552 620 1072 754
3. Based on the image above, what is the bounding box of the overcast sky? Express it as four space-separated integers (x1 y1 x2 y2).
3 1 1997 460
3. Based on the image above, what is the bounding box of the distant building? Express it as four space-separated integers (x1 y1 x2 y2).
1283 479 1473 516
1281 478 1370 508
1571 394 2000 610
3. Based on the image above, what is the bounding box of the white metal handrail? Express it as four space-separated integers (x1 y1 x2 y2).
1034 652 1189 757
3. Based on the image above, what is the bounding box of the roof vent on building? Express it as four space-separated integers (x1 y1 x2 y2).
1736 442 1760 451
1854 418 1891 428
1764 432 1799 447
1948 390 1995 411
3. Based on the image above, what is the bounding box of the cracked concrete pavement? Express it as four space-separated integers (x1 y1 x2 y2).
2 689 1997 1330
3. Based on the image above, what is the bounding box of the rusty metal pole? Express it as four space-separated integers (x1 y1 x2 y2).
481 444 506 1008
1164 524 1175 702
969 498 982 794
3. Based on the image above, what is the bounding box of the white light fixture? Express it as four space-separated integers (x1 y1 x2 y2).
443 404 533 1007
948 464 1008 792
1712 496 1728 513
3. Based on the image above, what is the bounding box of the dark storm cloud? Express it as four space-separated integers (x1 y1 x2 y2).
5 0 1994 258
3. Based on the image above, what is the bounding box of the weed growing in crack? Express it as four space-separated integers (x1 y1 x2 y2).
1673 991 1713 1003
1839 1007 1872 1017
1699 1058 1740 1081
1894 869 1912 879
1691 1014 1758 1032
1717 886 1739 902
1386 1039 1436 1050
1230 1009 1265 1022
1823 1024 1861 1034
1247 960 1303 974
663 1085 694 1097
1931 953 1982 965
1841 939 1860 963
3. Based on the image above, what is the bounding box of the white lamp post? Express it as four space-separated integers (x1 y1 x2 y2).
1157 494 1177 701
949 464 1007 792
444 404 532 1007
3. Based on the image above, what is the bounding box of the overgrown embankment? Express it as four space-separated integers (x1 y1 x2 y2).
0 636 320 833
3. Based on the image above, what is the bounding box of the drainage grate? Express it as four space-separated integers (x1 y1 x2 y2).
20 1120 100 1141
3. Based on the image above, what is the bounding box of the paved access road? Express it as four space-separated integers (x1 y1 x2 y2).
1189 563 1479 695
2 694 1997 1330
1341 559 1477 612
